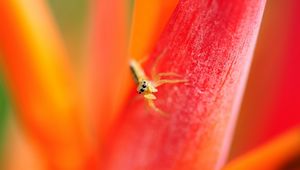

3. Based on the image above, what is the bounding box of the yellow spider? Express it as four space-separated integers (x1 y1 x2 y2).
129 52 187 115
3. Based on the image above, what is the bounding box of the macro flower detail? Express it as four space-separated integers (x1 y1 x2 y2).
0 0 299 170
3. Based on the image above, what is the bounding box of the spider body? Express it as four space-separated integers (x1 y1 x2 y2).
130 59 157 96
129 55 187 115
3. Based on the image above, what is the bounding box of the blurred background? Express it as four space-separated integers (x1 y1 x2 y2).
228 0 300 160
0 0 299 169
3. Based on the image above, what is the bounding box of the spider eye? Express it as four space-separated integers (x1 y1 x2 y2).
142 84 147 88
140 88 145 92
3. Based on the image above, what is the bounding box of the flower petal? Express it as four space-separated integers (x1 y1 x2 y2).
4 119 47 170
224 128 300 170
102 0 266 169
0 0 90 169
84 0 129 148
230 0 300 158
129 0 179 59
85 1 179 147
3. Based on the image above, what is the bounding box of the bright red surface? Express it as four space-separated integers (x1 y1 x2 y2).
102 0 266 170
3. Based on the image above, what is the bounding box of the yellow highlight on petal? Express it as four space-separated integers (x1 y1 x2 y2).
12 0 75 117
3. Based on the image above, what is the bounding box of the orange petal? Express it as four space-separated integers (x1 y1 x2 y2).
129 0 179 59
224 128 300 170
4 118 47 170
0 0 90 169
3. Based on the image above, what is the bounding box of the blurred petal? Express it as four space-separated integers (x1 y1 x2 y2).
103 0 266 169
0 0 90 169
4 118 47 170
85 1 180 165
48 0 88 62
84 0 128 148
266 0 300 140
230 0 300 158
224 128 300 170
129 0 179 59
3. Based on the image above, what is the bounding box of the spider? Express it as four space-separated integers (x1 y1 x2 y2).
129 51 187 115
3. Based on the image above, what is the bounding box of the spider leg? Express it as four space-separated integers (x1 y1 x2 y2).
138 55 149 64
157 72 182 77
128 94 143 106
143 93 167 116
154 72 182 81
144 93 156 100
154 79 188 87
151 49 167 79
147 99 167 116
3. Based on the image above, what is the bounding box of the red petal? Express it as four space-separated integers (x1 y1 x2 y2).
103 0 266 169
84 0 129 144
230 0 300 158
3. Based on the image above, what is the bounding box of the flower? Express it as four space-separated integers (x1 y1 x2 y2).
0 0 299 170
